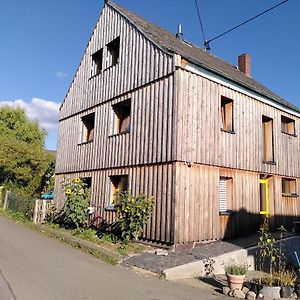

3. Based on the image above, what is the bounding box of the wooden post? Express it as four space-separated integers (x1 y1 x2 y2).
3 191 9 210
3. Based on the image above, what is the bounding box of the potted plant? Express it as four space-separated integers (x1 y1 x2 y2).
225 263 248 290
278 269 296 298
259 273 282 300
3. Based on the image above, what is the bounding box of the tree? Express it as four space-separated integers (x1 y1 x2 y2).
0 106 54 196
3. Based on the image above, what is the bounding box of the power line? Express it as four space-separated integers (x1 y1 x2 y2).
194 0 208 47
204 0 288 51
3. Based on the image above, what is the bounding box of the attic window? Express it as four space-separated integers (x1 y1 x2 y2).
81 113 95 143
107 37 120 67
92 48 103 76
221 96 234 132
282 178 297 196
112 100 131 135
281 115 296 136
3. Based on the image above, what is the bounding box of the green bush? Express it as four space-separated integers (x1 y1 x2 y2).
113 191 155 242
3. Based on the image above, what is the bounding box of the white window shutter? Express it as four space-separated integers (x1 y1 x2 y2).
219 178 227 212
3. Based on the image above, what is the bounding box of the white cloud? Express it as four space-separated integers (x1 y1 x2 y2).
56 71 67 79
0 98 60 131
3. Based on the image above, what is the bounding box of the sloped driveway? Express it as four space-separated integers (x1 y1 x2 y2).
0 216 226 300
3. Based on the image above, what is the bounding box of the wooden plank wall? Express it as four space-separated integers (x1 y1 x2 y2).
55 163 175 244
173 163 300 244
176 68 300 178
59 4 174 120
56 75 174 173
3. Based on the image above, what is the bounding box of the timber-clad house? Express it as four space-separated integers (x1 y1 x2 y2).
55 0 300 246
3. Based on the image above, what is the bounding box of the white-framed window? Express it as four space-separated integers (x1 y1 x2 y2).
219 177 233 212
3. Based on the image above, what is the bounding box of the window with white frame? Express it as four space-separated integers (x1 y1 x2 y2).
219 177 233 213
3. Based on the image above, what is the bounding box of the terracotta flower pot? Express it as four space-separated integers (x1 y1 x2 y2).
226 273 245 290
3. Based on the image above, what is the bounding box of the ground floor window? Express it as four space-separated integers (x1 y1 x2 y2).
282 178 297 196
219 177 232 213
109 175 128 207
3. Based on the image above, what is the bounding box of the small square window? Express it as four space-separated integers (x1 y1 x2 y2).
81 113 95 143
281 115 296 136
112 100 131 134
221 96 234 132
107 37 120 67
109 175 128 207
92 49 103 76
282 178 297 196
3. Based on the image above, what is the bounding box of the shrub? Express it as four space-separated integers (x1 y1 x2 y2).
113 191 155 242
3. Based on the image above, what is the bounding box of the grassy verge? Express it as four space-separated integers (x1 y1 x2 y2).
0 209 148 265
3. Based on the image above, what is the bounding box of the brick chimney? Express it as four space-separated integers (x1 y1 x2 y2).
238 53 251 77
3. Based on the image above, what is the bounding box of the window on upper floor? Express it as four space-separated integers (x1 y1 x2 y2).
81 113 95 143
107 37 120 67
262 115 274 163
281 115 296 136
282 178 297 196
92 48 103 76
112 99 131 135
109 175 128 207
219 177 233 213
221 96 234 132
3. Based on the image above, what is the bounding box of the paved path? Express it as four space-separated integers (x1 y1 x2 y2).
0 216 226 300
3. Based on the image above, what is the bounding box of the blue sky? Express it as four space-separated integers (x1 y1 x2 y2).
0 0 299 150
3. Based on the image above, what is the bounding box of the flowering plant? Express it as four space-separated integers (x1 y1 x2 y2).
61 177 90 228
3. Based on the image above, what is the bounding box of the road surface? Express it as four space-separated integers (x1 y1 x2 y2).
0 216 222 300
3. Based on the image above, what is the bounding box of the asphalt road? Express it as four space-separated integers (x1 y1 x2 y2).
0 216 223 300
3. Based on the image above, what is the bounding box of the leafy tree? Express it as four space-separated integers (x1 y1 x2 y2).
0 106 53 196
0 106 46 147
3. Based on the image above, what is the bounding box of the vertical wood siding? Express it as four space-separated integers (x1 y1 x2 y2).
173 163 300 244
59 5 173 120
55 164 175 244
56 75 174 173
176 68 300 178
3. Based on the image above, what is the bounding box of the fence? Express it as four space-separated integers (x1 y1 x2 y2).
2 190 35 219
33 199 56 224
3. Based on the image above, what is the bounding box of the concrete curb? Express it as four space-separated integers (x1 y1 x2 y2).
163 249 248 280
163 236 300 280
